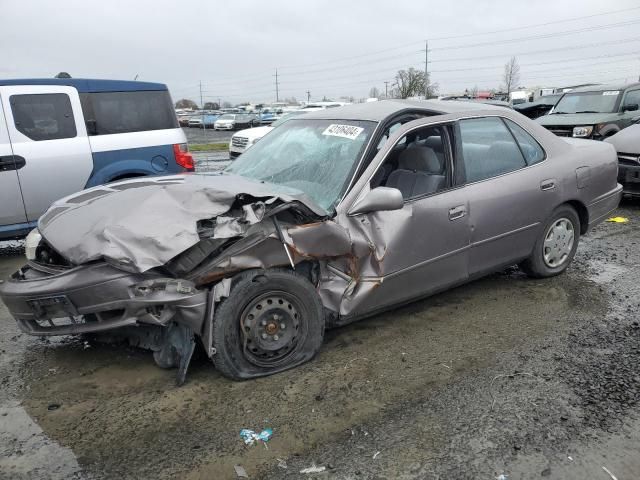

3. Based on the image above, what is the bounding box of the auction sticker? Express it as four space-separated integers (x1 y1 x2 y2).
322 124 364 140
602 91 620 96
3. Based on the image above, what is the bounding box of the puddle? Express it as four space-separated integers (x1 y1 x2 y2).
586 259 628 284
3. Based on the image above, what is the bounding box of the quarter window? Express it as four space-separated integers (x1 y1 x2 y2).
10 93 77 141
80 90 178 135
504 119 545 165
459 117 526 183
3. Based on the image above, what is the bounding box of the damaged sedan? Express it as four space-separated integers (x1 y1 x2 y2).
0 100 622 384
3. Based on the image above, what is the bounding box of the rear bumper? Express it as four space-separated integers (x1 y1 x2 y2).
587 184 623 230
618 163 640 196
0 262 207 336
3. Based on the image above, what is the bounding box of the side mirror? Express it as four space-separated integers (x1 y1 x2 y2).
622 103 639 112
348 187 404 216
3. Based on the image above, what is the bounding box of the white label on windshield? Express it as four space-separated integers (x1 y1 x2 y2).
602 91 620 96
322 124 364 140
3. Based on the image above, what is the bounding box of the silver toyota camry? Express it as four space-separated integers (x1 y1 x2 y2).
0 100 622 384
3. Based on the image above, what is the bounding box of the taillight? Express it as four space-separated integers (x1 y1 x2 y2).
173 143 194 171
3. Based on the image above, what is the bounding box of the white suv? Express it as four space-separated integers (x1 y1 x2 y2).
229 112 305 158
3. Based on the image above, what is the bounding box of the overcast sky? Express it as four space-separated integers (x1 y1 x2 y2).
2 0 640 105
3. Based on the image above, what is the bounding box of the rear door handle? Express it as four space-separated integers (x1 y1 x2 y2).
540 179 556 191
0 155 26 172
449 205 467 221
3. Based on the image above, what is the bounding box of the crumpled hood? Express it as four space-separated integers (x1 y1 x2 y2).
605 124 640 154
38 173 327 273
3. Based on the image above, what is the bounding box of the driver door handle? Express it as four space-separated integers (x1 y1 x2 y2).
449 205 467 221
540 179 556 191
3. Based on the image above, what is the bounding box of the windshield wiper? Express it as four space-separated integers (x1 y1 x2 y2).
552 111 569 114
574 110 599 114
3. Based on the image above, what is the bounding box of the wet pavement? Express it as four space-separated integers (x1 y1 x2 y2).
0 201 639 479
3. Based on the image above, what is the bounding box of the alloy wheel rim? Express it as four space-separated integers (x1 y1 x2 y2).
543 217 575 268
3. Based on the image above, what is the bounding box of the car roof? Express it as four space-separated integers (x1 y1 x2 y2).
567 82 640 93
299 99 501 122
0 78 168 92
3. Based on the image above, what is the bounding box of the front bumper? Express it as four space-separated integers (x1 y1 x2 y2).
215 124 235 130
618 163 640 196
0 262 207 336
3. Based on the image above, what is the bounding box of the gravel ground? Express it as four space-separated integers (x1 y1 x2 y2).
0 200 638 479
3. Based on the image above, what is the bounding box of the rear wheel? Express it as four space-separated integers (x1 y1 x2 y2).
521 205 580 278
212 269 324 380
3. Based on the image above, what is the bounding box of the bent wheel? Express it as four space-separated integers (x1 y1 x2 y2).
521 205 580 278
212 269 324 380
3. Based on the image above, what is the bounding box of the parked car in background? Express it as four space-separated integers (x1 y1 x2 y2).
178 114 194 127
514 94 562 119
538 83 640 139
605 122 640 196
229 111 305 158
0 78 193 239
0 100 621 384
188 111 222 128
214 113 260 130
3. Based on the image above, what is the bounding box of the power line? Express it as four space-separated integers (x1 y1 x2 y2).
275 6 640 71
434 58 640 82
429 6 640 41
428 18 640 52
431 50 640 73
429 36 640 63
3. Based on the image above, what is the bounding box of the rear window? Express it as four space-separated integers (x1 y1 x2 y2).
80 90 178 135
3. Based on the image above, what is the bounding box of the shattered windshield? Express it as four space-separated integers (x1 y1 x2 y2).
224 119 375 211
552 90 621 114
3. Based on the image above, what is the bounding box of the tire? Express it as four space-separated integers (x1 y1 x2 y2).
521 204 580 278
212 268 325 380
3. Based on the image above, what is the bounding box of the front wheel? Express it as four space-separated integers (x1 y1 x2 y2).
212 269 325 380
520 205 580 278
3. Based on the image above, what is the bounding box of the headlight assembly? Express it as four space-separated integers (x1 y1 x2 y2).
25 229 42 261
572 126 593 138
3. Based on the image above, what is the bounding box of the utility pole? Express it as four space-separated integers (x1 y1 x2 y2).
424 40 429 99
306 90 311 103
274 69 280 102
199 80 203 109
384 81 389 98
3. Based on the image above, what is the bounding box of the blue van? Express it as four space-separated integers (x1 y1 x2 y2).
0 78 193 239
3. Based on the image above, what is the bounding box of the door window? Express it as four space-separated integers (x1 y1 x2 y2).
372 125 450 200
503 119 545 165
459 117 526 183
622 90 640 109
9 93 77 141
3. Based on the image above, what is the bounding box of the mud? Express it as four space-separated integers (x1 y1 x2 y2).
1 201 639 479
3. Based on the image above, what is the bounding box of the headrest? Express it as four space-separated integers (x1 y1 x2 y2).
398 146 442 174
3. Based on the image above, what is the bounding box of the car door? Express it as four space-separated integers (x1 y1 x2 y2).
456 115 559 277
0 85 93 222
335 120 470 316
0 94 28 232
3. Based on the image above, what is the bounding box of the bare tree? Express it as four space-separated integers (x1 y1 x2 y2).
503 56 520 95
391 68 438 99
174 98 198 109
369 86 380 98
203 102 219 110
